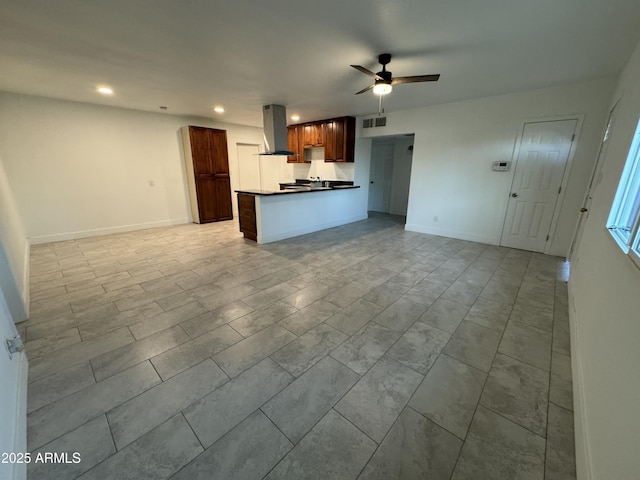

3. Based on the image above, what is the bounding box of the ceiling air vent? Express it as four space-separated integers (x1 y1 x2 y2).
363 118 374 128
375 116 387 127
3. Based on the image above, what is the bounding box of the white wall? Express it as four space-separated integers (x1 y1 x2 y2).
359 78 615 255
0 92 263 244
569 41 640 480
0 158 29 321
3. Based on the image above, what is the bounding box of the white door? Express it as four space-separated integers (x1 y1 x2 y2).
0 288 28 480
236 144 262 191
568 103 619 260
500 119 577 252
368 140 394 212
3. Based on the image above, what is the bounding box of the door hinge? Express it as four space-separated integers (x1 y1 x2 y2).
5 335 24 360
558 186 562 194
546 235 550 242
571 134 575 142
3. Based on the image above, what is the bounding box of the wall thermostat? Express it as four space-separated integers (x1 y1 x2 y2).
492 161 511 171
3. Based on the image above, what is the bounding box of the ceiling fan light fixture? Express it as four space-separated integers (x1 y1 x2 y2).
373 83 392 95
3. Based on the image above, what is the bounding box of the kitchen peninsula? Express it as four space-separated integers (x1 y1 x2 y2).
236 185 364 243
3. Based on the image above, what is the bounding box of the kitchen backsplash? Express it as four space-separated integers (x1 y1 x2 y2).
291 148 355 181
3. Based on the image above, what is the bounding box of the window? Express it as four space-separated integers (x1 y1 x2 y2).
607 117 640 266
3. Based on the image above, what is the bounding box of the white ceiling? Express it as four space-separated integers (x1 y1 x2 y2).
2 0 639 127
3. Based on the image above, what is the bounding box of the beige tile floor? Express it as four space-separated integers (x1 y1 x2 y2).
22 213 576 480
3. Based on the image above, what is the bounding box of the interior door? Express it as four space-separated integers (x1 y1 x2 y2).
237 144 261 191
0 288 28 480
368 140 394 212
568 102 619 260
500 119 577 252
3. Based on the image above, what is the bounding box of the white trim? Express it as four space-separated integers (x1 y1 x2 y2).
11 352 28 480
568 284 594 480
405 223 499 245
20 239 29 319
28 218 190 245
544 115 584 255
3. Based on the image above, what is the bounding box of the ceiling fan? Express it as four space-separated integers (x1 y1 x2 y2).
351 53 440 95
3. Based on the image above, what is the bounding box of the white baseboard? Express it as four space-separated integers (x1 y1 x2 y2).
12 352 28 480
404 223 499 246
28 218 190 245
20 239 29 319
567 282 593 480
258 214 368 244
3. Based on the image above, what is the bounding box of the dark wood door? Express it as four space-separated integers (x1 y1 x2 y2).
188 126 233 222
210 129 229 174
213 178 233 221
189 126 215 173
287 126 300 163
303 123 324 147
324 117 355 162
324 120 337 162
195 175 217 222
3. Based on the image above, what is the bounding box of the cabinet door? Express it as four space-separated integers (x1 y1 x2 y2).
303 124 315 148
287 126 301 163
303 123 324 147
189 126 214 174
213 178 233 220
210 129 229 174
195 175 217 222
324 117 355 162
324 120 337 162
313 123 324 146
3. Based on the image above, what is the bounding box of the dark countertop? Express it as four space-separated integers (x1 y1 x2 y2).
235 185 360 196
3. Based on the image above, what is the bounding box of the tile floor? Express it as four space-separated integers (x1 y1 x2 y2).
22 213 576 480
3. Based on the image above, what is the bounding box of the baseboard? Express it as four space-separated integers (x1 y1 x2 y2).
258 214 368 244
20 239 29 319
28 218 190 245
14 352 27 480
404 223 499 246
568 282 593 480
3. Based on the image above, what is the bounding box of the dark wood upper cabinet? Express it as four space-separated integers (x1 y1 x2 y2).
288 116 355 163
182 126 233 223
303 122 324 147
324 116 355 162
287 125 306 163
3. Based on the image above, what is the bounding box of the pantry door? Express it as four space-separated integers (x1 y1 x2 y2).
500 119 577 252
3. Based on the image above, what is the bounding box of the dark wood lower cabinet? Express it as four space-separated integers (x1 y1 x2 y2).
237 193 257 241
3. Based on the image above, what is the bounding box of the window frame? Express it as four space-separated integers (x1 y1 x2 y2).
607 116 640 269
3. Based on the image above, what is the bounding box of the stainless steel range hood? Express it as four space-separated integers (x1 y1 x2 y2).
261 104 294 156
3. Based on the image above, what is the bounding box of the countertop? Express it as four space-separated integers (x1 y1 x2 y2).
235 185 360 196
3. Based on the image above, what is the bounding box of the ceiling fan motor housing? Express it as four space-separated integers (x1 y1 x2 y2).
376 70 393 84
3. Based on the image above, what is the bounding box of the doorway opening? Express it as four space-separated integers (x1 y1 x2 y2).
368 134 414 224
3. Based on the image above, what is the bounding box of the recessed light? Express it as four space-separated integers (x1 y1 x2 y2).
214 106 225 113
291 115 300 122
97 86 113 95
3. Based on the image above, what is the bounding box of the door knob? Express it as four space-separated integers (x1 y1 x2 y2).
580 207 588 213
511 193 518 198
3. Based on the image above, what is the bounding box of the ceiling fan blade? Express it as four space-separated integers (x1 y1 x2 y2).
392 74 440 84
355 84 374 95
351 65 383 80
